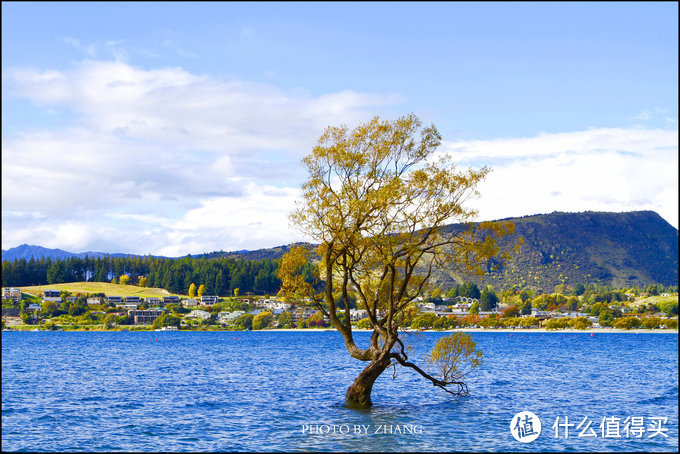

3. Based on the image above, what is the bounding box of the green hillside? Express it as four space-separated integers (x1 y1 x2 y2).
433 210 678 291
7 211 676 295
194 243 313 261
213 210 678 292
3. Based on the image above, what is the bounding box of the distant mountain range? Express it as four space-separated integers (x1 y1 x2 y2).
2 210 678 289
0 243 294 263
1 241 314 263
1 244 135 262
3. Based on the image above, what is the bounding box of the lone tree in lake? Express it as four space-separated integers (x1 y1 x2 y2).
279 113 514 408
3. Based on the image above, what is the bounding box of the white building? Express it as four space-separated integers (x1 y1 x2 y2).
217 310 246 323
2 287 22 302
185 310 211 320
259 300 293 311
349 309 368 322
454 296 479 305
145 297 162 307
182 298 199 307
292 307 318 323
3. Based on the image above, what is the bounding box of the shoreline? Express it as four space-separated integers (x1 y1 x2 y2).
263 327 678 334
5 327 676 334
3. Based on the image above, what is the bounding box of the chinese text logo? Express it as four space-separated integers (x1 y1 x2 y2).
511 411 542 443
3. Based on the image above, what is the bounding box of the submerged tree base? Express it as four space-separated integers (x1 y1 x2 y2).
344 357 391 409
344 390 372 410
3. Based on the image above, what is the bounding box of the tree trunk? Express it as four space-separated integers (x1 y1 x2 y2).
345 357 391 409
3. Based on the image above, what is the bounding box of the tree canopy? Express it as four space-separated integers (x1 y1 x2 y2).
280 113 513 408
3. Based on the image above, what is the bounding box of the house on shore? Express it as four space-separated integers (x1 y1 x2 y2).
145 297 162 307
182 298 199 307
185 310 211 321
200 295 219 306
107 296 123 305
2 287 23 303
163 296 179 306
125 296 141 305
43 289 61 303
127 309 164 325
217 310 246 324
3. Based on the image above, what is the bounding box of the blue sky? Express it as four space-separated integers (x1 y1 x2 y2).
2 2 678 256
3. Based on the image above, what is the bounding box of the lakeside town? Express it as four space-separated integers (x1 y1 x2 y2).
2 282 678 332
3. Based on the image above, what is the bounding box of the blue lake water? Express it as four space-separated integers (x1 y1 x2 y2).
2 330 678 452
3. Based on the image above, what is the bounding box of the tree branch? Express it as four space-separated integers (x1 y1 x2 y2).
389 351 469 397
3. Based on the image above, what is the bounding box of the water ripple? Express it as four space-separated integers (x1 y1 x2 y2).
2 331 677 452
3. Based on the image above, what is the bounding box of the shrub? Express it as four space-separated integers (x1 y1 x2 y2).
642 317 662 329
411 312 437 329
234 313 254 330
519 316 539 328
612 316 642 330
545 317 570 330
569 316 592 330
503 317 522 327
252 311 274 330
277 311 292 328
433 316 449 331
152 314 181 329
356 317 372 330
446 315 460 328
545 319 559 330
501 305 519 318
479 314 503 328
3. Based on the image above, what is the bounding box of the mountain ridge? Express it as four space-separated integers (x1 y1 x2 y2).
3 210 678 288
1 244 135 262
440 210 678 289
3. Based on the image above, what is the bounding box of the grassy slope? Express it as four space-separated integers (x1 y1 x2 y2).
433 211 679 290
632 295 679 309
18 282 178 298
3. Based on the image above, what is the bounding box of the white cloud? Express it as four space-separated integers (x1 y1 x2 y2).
633 110 652 121
157 183 305 257
63 36 97 57
442 128 679 228
4 59 676 255
2 59 401 254
7 60 400 152
2 219 97 252
443 128 676 162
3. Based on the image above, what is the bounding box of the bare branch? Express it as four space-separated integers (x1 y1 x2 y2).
389 352 470 397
